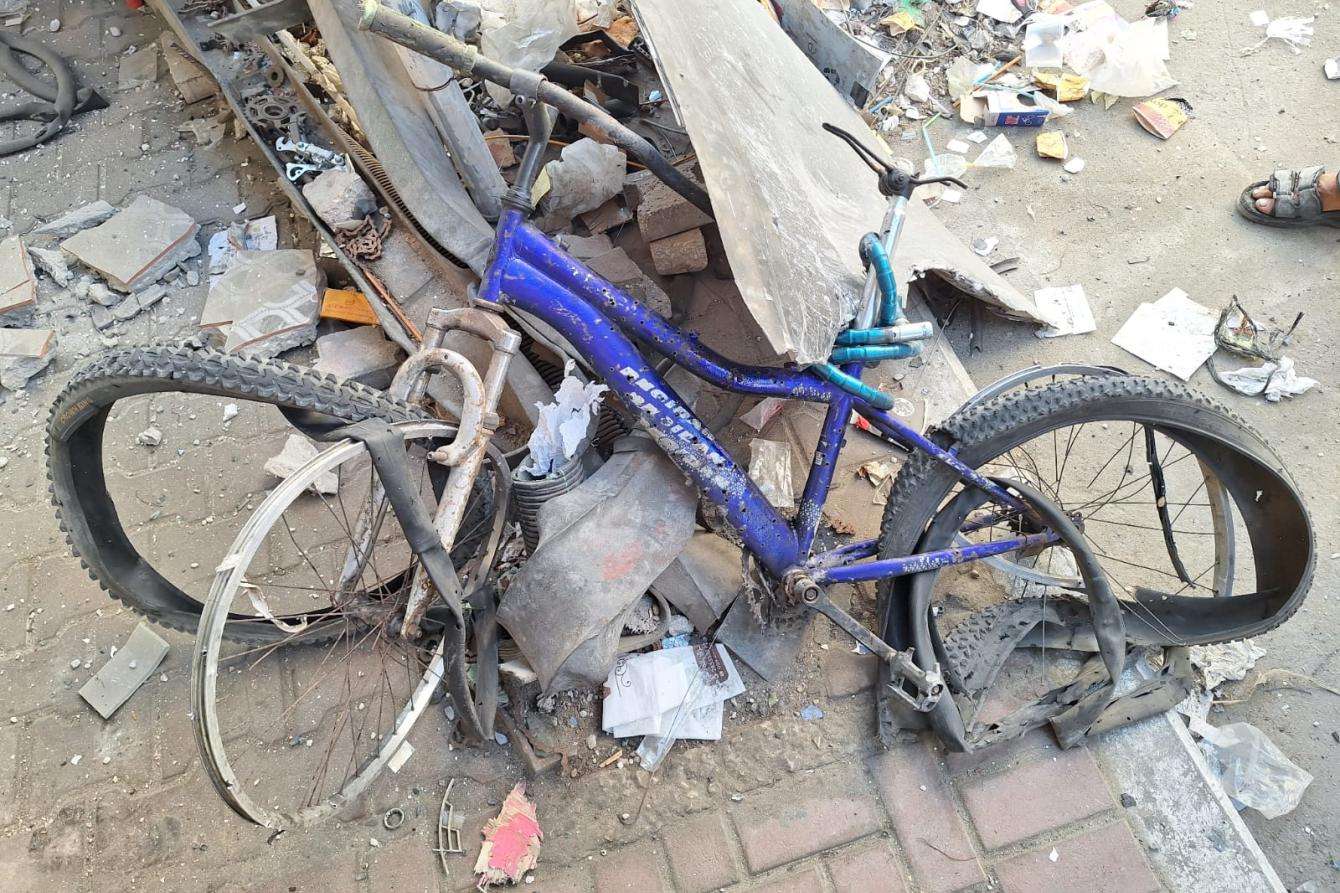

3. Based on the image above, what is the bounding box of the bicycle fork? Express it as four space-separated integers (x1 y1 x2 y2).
336 304 520 642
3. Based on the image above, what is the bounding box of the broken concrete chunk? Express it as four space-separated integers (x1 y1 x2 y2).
649 228 708 276
111 283 168 322
302 170 377 231
78 622 169 719
264 434 338 495
368 230 434 300
60 196 201 293
117 45 158 91
585 247 671 316
636 177 714 242
85 282 123 308
136 427 163 447
0 235 37 321
32 201 118 239
0 328 56 391
539 138 627 226
26 245 73 287
161 31 217 103
313 325 402 388
198 249 324 357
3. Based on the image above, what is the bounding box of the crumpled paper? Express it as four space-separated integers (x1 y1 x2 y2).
1217 356 1316 402
524 361 608 477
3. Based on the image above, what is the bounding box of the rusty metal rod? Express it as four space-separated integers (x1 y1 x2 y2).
355 0 713 216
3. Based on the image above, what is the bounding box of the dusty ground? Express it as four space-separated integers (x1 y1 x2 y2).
925 0 1339 884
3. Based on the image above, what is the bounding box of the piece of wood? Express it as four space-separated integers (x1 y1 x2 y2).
632 0 1045 363
208 0 312 42
384 0 505 220
307 0 494 273
320 287 381 325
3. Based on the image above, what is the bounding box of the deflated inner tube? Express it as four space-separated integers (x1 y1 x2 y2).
875 375 1313 751
0 32 108 156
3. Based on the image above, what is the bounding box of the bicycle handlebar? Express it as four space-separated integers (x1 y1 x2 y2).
354 0 713 216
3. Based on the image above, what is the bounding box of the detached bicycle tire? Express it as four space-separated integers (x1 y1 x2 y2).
45 341 445 644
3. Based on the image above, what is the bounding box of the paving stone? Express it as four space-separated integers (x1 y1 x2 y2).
821 647 877 698
592 841 671 892
28 554 114 644
993 822 1161 893
663 809 742 893
730 763 882 873
0 723 18 826
25 702 152 805
161 31 217 103
366 830 443 892
751 865 826 893
958 744 1114 850
0 804 87 890
648 227 708 276
867 740 985 892
0 561 30 650
826 840 908 893
60 195 201 292
92 779 255 878
944 727 1059 777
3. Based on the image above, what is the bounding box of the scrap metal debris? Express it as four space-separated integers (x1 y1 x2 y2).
473 782 542 889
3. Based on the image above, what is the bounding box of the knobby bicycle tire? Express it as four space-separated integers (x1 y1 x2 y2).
45 340 484 645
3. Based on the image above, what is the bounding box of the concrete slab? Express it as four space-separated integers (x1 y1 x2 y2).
0 236 37 320
60 195 201 292
312 324 402 387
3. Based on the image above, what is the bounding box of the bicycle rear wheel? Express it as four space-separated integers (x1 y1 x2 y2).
877 374 1312 749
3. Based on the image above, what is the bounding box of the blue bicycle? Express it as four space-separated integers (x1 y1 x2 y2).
46 1 1312 830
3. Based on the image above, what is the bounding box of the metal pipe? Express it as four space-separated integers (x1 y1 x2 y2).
355 0 713 215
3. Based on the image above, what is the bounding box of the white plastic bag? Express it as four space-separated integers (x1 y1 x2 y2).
748 439 795 509
479 0 581 103
1199 722 1313 819
1260 16 1315 53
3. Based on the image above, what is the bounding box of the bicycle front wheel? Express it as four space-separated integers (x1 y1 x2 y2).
877 374 1312 748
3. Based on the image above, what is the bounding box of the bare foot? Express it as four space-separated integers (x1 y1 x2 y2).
1251 169 1340 215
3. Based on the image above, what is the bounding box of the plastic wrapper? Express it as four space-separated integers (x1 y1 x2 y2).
480 0 581 103
1261 16 1315 53
973 134 1017 169
748 438 795 509
1217 357 1316 402
1198 722 1312 819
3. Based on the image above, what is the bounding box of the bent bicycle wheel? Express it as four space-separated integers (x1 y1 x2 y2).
45 340 492 644
876 374 1312 751
192 421 502 829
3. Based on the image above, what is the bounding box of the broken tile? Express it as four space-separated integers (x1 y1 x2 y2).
117 45 158 91
199 249 324 357
161 31 216 103
78 623 169 719
60 196 201 293
0 328 56 391
0 236 37 322
264 434 338 495
313 325 402 387
111 283 168 322
32 201 117 239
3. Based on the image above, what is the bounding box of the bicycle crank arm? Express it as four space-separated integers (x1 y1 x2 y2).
797 577 945 711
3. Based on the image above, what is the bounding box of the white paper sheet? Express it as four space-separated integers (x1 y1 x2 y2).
1111 288 1218 380
1034 284 1096 338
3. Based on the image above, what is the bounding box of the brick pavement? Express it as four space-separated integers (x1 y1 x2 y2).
0 2 1261 891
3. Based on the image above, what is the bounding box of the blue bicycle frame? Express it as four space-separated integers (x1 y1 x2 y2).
478 208 1042 587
